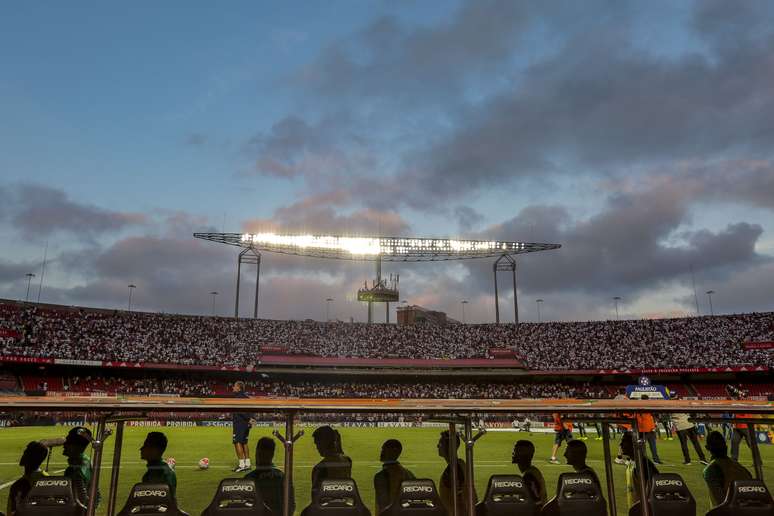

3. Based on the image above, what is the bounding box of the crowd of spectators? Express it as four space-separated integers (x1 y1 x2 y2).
26 374 614 399
1 301 773 370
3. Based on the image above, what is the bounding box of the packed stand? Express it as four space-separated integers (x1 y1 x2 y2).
1 301 773 369
22 373 614 399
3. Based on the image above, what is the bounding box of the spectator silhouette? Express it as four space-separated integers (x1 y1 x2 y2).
245 437 294 516
511 440 546 507
437 430 477 516
374 439 415 515
703 430 752 507
311 426 352 498
6 441 48 516
564 440 601 490
140 432 176 499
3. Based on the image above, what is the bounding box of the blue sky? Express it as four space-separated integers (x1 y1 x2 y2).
1 0 773 322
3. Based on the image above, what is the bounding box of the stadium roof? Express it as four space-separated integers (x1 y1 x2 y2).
193 232 561 261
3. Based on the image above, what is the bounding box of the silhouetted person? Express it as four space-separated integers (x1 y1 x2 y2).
703 430 752 507
311 426 352 498
437 430 477 516
549 413 572 464
245 437 294 516
512 440 546 507
63 426 98 508
7 441 48 516
636 395 662 464
140 432 176 499
671 394 708 465
374 439 415 515
620 432 659 510
564 440 601 491
232 381 252 472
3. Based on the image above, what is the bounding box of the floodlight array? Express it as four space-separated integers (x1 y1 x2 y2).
193 232 560 261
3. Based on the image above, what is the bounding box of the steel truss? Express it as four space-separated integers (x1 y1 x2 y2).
194 233 560 323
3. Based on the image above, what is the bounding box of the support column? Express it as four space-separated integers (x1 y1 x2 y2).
463 417 485 516
87 418 110 516
235 247 261 319
107 421 125 516
448 422 458 516
512 259 518 324
273 412 304 516
235 256 242 318
386 302 389 324
601 423 617 516
254 253 261 319
493 254 517 324
493 264 500 324
633 420 652 516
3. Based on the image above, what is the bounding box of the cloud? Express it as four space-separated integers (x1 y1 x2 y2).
243 114 376 182
243 193 410 236
454 206 484 232
294 0 530 104
3 184 147 238
472 180 767 298
0 259 38 284
263 1 774 213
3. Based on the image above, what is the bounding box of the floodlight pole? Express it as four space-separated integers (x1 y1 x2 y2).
24 273 35 302
235 247 261 319
493 254 518 324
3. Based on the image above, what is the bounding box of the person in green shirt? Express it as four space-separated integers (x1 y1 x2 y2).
140 431 177 499
63 426 96 509
244 437 294 516
374 439 415 515
511 440 546 507
7 441 49 516
703 430 752 507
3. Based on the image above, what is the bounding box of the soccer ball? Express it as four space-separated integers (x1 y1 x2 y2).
165 457 176 470
198 457 210 470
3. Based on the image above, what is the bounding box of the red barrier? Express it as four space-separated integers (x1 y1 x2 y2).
742 341 774 350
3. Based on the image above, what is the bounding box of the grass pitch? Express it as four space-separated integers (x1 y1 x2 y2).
1 425 772 516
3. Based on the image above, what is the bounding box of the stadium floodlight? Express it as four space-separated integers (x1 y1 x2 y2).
194 231 561 325
193 232 560 261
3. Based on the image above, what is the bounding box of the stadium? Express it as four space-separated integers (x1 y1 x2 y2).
3 2 774 516
1 233 773 516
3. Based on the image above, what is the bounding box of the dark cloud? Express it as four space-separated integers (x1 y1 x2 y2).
294 0 530 104
454 205 484 232
242 113 377 184
243 193 410 236
4 184 146 237
395 27 774 207
473 181 767 296
0 259 38 284
265 1 774 212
